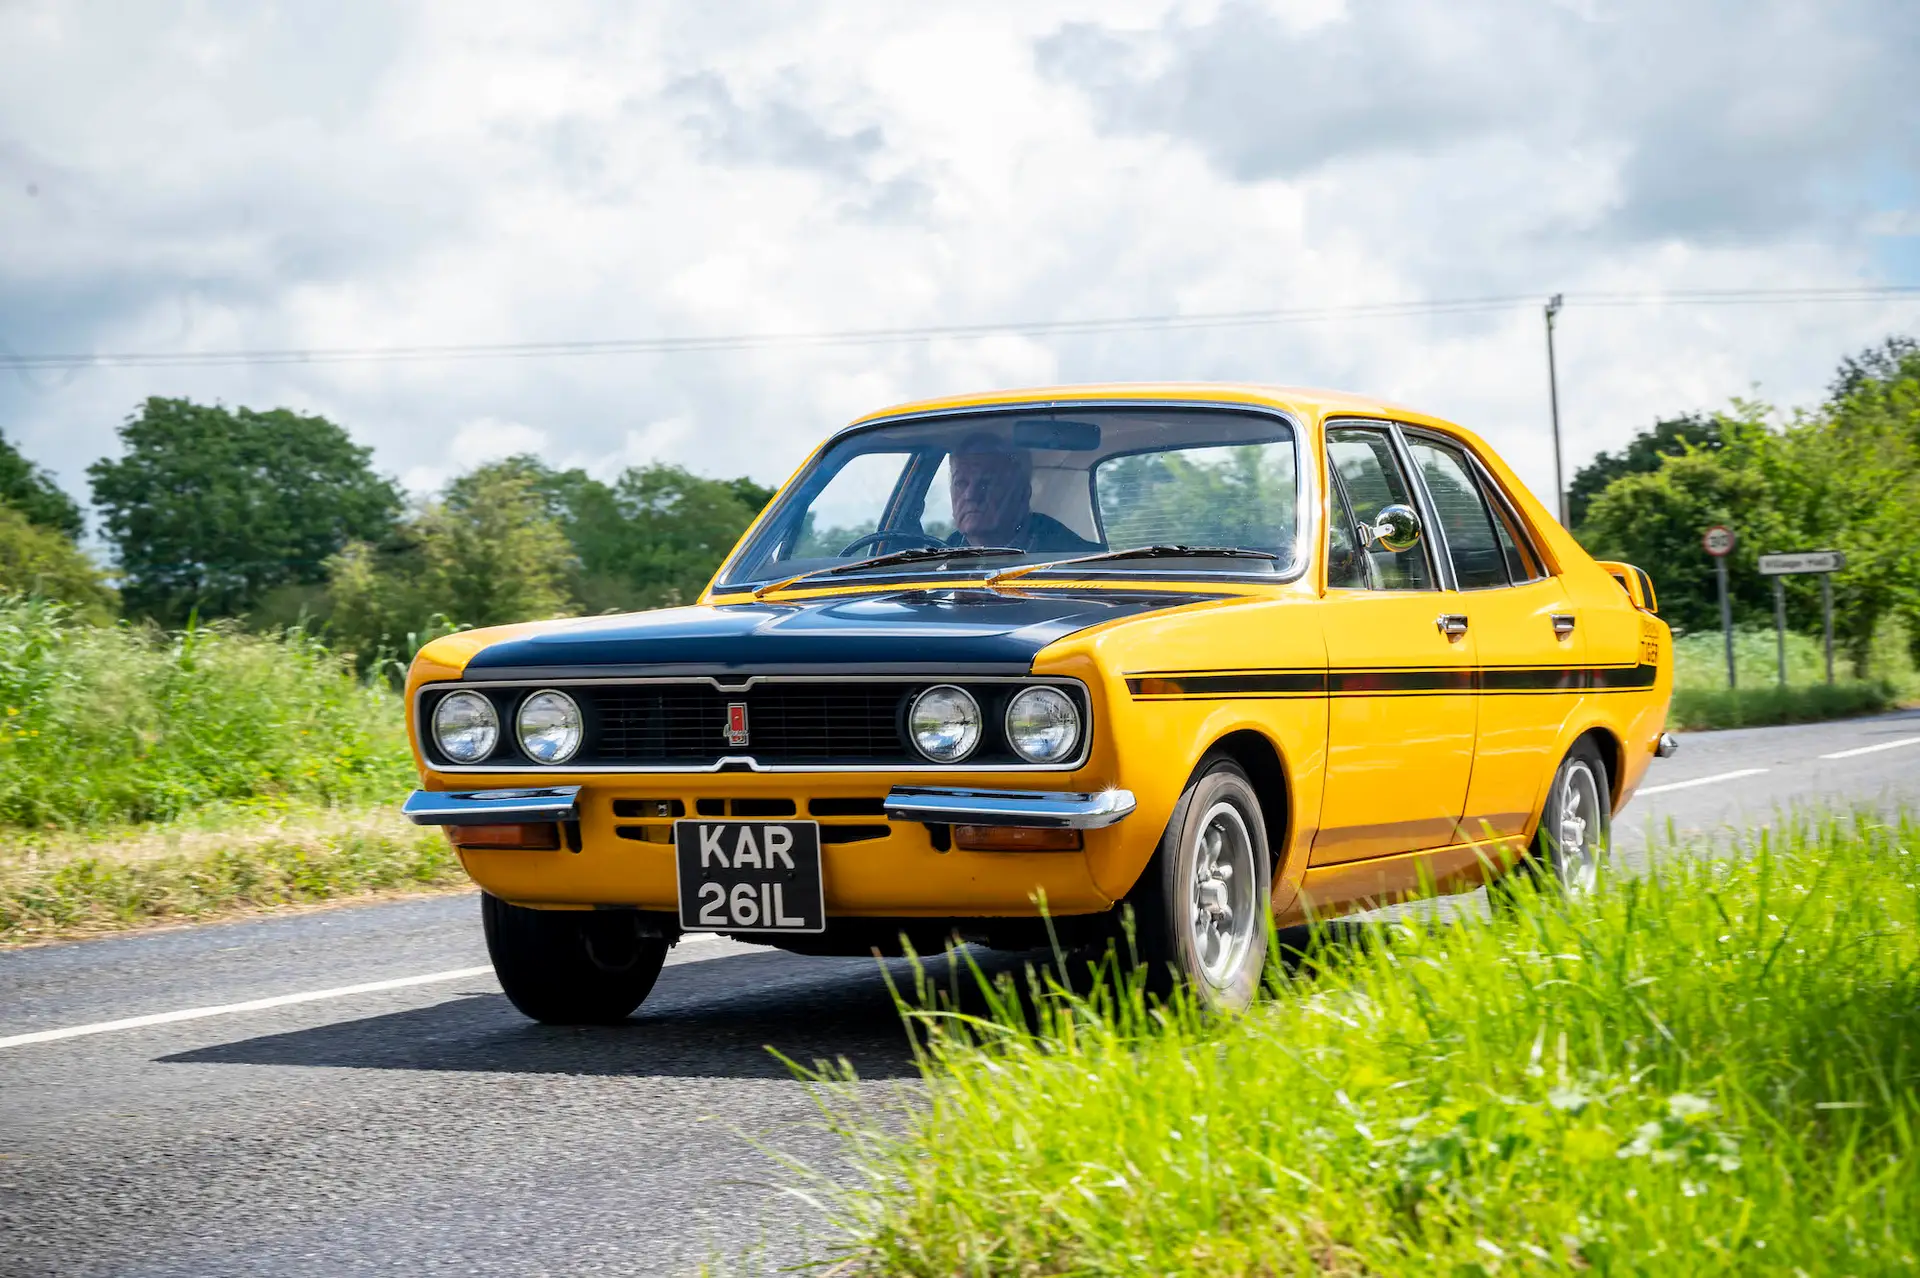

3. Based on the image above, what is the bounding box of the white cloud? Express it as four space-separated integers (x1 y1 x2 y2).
1 0 1915 527
400 416 551 494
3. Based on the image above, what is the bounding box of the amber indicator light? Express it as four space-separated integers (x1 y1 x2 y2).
448 823 562 850
953 825 1082 852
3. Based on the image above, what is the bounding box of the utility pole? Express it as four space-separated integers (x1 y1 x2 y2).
1544 294 1567 527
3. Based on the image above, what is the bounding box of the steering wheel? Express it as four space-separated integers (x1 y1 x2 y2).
838 529 948 556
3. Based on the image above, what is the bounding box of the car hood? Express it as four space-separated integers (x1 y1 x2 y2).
458 587 1224 679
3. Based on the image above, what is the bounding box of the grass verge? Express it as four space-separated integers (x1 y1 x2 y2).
1670 677 1901 729
0 803 463 944
1669 622 1917 729
0 596 413 828
813 810 1920 1275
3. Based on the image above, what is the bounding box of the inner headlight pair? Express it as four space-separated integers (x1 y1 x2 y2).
431 690 581 765
908 685 1080 765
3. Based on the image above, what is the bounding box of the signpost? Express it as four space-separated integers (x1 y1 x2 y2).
1758 551 1847 686
1702 525 1736 689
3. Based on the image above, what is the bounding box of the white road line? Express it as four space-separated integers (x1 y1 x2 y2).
1636 767 1770 797
0 966 496 1050
1819 735 1920 761
0 932 730 1052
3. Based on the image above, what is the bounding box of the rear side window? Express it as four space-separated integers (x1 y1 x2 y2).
1407 437 1507 589
1484 478 1545 583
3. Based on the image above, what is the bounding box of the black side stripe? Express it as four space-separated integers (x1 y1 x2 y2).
1126 664 1659 699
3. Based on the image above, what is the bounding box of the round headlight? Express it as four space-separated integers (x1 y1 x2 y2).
432 690 499 763
1005 686 1081 763
909 685 982 763
516 690 583 765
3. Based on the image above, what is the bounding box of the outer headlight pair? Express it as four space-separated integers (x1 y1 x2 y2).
907 684 1081 765
431 690 582 765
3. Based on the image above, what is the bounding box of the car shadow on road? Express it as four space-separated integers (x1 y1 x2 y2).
159 946 1038 1082
159 922 1393 1082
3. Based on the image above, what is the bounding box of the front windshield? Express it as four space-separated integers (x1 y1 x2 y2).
717 407 1301 591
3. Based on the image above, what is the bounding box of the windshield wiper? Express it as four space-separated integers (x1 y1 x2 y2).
985 544 1278 586
753 545 1025 598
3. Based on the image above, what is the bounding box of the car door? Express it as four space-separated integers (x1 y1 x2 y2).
1402 431 1585 845
1311 424 1477 864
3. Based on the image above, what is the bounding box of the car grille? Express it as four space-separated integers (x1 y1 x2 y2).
594 684 904 764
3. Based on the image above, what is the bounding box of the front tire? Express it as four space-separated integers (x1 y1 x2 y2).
1130 758 1272 1012
481 894 670 1024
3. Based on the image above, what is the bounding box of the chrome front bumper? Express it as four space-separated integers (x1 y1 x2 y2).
403 783 1135 832
883 786 1136 829
403 786 581 826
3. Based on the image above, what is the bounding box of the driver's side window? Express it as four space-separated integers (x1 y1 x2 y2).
1326 427 1434 591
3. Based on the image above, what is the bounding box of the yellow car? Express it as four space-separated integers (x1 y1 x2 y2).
403 384 1674 1019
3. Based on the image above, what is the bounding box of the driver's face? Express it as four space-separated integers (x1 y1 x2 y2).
950 450 1030 544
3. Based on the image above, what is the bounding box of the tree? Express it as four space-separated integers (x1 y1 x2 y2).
0 429 84 540
589 463 774 608
1576 424 1783 635
1830 335 1920 407
446 455 773 613
1821 336 1920 666
325 464 578 664
88 398 402 623
0 504 117 621
1576 338 1920 671
1566 414 1722 527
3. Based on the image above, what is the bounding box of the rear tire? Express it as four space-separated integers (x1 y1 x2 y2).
1492 738 1611 907
1129 758 1272 1012
481 894 670 1024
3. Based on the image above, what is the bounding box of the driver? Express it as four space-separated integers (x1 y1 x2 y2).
947 435 1099 553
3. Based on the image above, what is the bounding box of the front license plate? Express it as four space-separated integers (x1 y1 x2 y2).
674 820 826 934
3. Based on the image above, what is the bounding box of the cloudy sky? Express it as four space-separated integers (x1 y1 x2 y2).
3 0 1916 523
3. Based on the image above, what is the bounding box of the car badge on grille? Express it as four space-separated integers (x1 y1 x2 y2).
726 701 749 748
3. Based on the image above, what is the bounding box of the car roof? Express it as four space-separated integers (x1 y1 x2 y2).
843 382 1439 433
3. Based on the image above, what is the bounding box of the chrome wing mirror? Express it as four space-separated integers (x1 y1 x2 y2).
1362 503 1422 553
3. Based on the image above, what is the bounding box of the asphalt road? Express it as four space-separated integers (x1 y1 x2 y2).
3 708 1917 1277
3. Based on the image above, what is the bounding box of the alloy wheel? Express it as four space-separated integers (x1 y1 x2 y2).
1554 759 1604 893
1188 800 1258 987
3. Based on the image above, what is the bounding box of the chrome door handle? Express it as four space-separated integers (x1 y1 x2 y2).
1436 613 1469 638
1551 613 1576 639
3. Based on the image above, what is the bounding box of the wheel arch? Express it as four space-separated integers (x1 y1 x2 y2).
1575 723 1626 811
1196 728 1292 872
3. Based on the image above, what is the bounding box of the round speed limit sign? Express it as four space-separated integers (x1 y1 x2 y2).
1702 525 1735 558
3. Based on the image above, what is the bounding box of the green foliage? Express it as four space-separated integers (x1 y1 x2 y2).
1578 338 1920 666
0 428 84 539
88 397 402 623
1566 413 1721 527
1672 620 1918 692
0 505 117 621
507 455 771 612
816 811 1920 1275
1670 680 1899 730
1667 625 1914 728
0 597 412 828
325 460 578 666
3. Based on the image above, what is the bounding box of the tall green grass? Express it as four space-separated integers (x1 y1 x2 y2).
1669 624 1913 729
815 811 1920 1275
1671 678 1900 730
0 596 413 828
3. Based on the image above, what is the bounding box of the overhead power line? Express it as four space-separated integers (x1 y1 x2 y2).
3 285 1916 372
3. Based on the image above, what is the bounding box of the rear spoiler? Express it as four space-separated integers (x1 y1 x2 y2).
1595 560 1658 614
